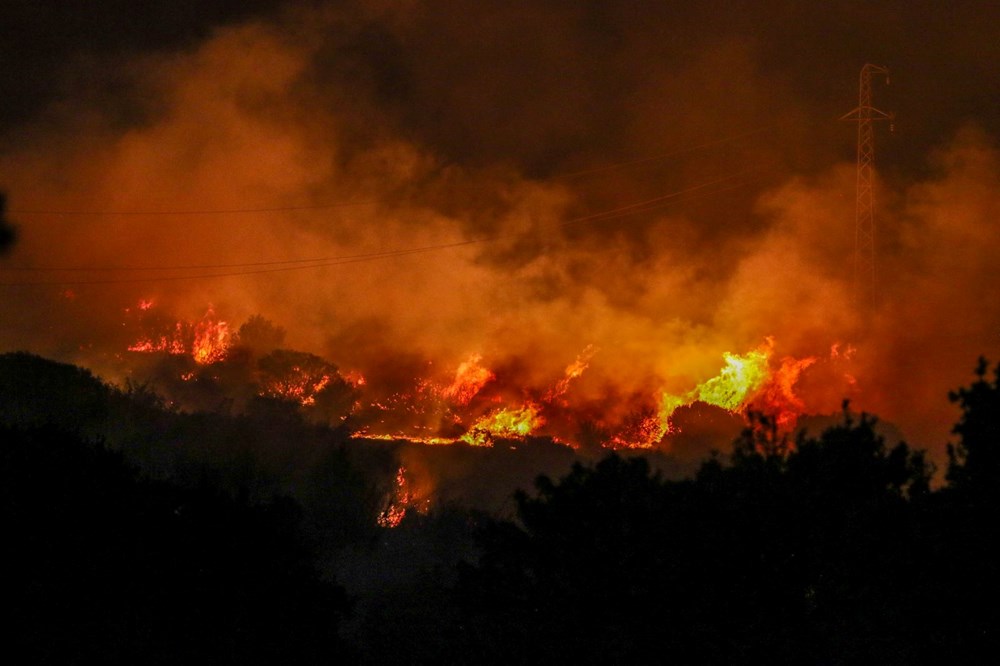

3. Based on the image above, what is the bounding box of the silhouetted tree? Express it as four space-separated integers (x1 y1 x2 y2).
2 425 354 664
0 351 112 435
947 357 1000 507
456 410 933 664
923 359 1000 660
234 314 287 356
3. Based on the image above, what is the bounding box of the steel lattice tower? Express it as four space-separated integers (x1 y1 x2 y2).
841 64 892 312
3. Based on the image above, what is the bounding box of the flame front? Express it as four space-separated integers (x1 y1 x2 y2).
653 339 819 438
127 303 231 365
122 305 839 451
461 402 545 447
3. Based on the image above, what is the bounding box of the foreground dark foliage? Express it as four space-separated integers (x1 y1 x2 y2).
2 352 1000 664
453 367 1000 665
1 425 353 665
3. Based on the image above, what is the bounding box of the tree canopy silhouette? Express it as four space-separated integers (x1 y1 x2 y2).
2 425 354 665
454 408 947 664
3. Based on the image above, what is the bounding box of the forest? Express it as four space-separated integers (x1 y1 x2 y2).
1 349 997 664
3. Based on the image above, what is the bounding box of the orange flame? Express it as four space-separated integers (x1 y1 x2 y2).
544 344 597 403
442 354 494 405
750 355 818 428
128 321 187 355
191 309 230 364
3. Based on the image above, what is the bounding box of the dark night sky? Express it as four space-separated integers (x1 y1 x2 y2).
2 1 997 172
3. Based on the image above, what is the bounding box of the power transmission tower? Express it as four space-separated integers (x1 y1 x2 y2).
841 64 893 313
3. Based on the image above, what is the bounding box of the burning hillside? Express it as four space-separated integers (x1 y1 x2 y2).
118 300 854 453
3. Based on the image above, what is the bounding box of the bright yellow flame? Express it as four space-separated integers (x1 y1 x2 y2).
658 341 774 433
461 402 544 446
694 348 771 411
192 310 230 365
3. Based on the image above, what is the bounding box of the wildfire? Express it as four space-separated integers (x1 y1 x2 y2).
377 466 415 528
191 309 230 364
263 370 332 406
442 354 494 405
654 339 818 438
121 301 843 452
749 355 818 428
127 321 187 355
461 402 544 447
127 302 231 365
545 344 598 403
607 412 663 450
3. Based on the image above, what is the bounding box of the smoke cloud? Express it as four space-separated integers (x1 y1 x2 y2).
1 1 998 466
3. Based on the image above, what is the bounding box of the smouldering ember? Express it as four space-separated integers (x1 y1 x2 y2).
378 466 415 529
257 350 341 407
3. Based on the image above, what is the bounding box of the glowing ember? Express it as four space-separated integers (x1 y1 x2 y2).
342 370 367 388
128 321 187 355
607 411 663 450
377 466 414 528
263 370 332 406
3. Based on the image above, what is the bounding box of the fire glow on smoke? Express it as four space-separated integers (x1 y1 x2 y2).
123 301 849 451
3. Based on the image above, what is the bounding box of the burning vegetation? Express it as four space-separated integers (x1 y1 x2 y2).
120 300 853 457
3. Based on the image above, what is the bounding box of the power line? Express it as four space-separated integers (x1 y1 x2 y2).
6 200 380 217
6 169 756 275
6 124 777 218
0 170 759 286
